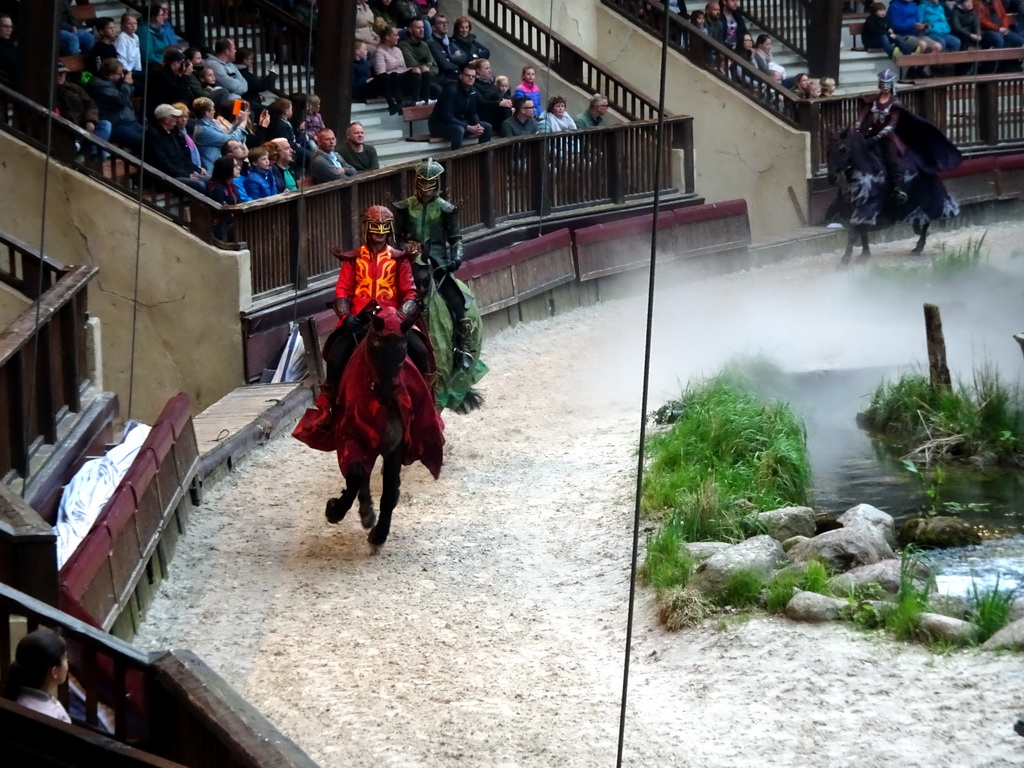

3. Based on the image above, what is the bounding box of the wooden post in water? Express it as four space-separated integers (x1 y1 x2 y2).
924 303 952 392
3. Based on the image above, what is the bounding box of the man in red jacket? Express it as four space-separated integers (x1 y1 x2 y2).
976 0 1024 52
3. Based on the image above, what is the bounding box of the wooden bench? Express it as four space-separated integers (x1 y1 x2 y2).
402 102 443 142
898 45 1024 78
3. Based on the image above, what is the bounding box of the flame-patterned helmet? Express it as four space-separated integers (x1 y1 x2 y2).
362 205 394 242
878 69 897 93
414 157 444 200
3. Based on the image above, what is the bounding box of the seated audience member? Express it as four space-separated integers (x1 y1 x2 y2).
222 140 252 186
428 62 492 150
819 77 837 97
862 2 906 58
144 103 207 191
182 48 208 100
690 9 707 32
196 65 229 106
427 14 469 84
338 121 380 171
204 38 248 101
784 72 814 97
88 59 144 152
171 100 201 169
950 0 984 51
576 93 609 128
374 27 419 113
146 48 192 120
540 94 577 132
514 65 542 112
115 13 143 79
715 0 748 48
887 0 943 53
193 96 249 173
400 19 440 99
309 129 357 183
56 60 109 145
59 0 95 56
2 628 70 724
266 138 298 191
494 74 512 100
0 14 18 85
352 41 376 101
736 32 755 64
301 94 327 145
356 0 381 54
207 155 243 238
753 34 785 82
920 0 962 51
242 146 280 199
87 17 119 75
500 95 540 138
976 0 1024 51
372 0 402 37
138 2 175 66
472 59 513 128
265 98 309 165
156 1 182 45
451 16 490 60
705 2 724 42
236 47 279 109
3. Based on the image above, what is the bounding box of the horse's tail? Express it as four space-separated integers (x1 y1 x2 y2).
452 388 485 414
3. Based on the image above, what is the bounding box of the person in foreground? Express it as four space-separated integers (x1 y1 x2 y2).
2 628 71 724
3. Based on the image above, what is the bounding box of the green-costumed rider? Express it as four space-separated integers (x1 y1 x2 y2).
393 157 487 412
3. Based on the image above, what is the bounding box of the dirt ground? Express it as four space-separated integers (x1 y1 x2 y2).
132 223 1024 767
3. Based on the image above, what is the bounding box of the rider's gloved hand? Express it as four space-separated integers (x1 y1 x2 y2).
342 313 367 333
446 255 462 273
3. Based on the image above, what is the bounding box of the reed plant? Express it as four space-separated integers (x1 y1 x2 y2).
718 569 765 609
967 577 1015 643
884 546 934 641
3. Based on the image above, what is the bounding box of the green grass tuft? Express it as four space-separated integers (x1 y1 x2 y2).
639 522 695 592
967 577 1015 643
765 562 834 614
718 569 765 609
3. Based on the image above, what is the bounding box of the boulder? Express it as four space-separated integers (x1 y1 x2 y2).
782 535 810 553
687 535 787 598
838 503 896 549
1009 596 1024 624
899 517 982 549
829 558 932 597
981 618 1024 651
918 613 979 645
787 527 894 574
756 506 816 542
784 590 849 622
683 542 733 564
928 593 970 620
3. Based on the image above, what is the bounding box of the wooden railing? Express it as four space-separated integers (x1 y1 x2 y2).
0 582 320 767
0 256 96 483
469 0 663 121
228 116 694 299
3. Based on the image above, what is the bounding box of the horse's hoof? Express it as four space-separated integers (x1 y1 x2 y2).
367 527 388 547
359 507 377 530
856 251 871 264
325 498 348 524
911 246 925 255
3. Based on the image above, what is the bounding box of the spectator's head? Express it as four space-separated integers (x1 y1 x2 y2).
458 62 477 90
961 0 974 9
148 2 167 27
346 122 365 148
269 98 293 120
99 58 125 81
2 629 67 699
211 155 238 185
267 138 294 167
307 94 321 114
154 103 183 130
869 2 886 15
0 15 12 40
192 96 215 119
223 139 247 160
315 129 337 152
55 60 69 85
382 26 400 46
521 65 536 84
163 47 186 73
495 75 509 91
808 80 822 98
547 94 567 116
793 72 811 95
354 41 367 60
214 38 236 61
235 47 255 68
249 146 271 170
755 34 771 52
171 101 191 130
740 33 754 51
200 66 217 86
705 2 721 20
96 17 117 42
819 77 836 97
431 15 448 36
408 19 426 41
689 10 705 26
588 93 610 118
472 58 493 79
454 16 472 38
724 0 739 11
185 47 204 68
120 13 139 35
512 95 535 120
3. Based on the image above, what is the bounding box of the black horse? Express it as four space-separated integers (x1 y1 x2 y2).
826 127 960 266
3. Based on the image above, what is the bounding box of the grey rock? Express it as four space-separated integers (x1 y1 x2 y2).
929 593 970 620
898 516 982 549
981 618 1024 651
784 590 849 622
687 535 787 597
919 613 979 645
838 503 896 548
830 558 931 596
756 506 816 542
683 542 733 564
1009 596 1024 624
788 527 895 574
782 535 810 553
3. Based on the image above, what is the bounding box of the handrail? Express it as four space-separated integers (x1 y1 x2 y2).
741 0 810 60
468 0 664 121
0 230 68 300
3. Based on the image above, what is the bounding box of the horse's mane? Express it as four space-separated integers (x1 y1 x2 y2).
837 127 883 176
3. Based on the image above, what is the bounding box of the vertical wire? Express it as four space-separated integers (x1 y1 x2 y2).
616 0 672 764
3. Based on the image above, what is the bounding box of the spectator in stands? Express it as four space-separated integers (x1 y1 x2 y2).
356 0 381 54
204 38 248 102
242 146 280 199
267 138 299 191
59 0 95 57
115 13 143 80
576 93 609 128
302 95 326 144
207 155 243 238
951 0 984 51
863 2 922 58
690 9 707 33
395 0 427 29
192 96 249 173
338 121 380 171
753 34 785 82
0 14 17 85
374 26 422 113
265 97 311 167
472 59 513 129
819 76 837 97
888 0 944 54
787 72 814 97
399 19 439 100
223 139 250 174
310 128 357 183
171 99 202 169
138 3 175 66
540 94 577 132
920 0 963 51
352 41 377 101
197 65 229 106
715 0 748 49
514 65 542 112
372 0 401 37
428 62 492 149
500 95 540 138
182 48 209 101
146 48 193 120
2 628 70 724
736 32 755 62
235 48 278 110
704 2 724 40
145 103 207 191
428 14 470 84
156 1 182 46
975 0 1024 51
451 17 490 61
494 74 512 101
87 18 119 75
88 58 144 152
55 60 109 150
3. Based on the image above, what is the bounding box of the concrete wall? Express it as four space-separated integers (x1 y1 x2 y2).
0 131 250 423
